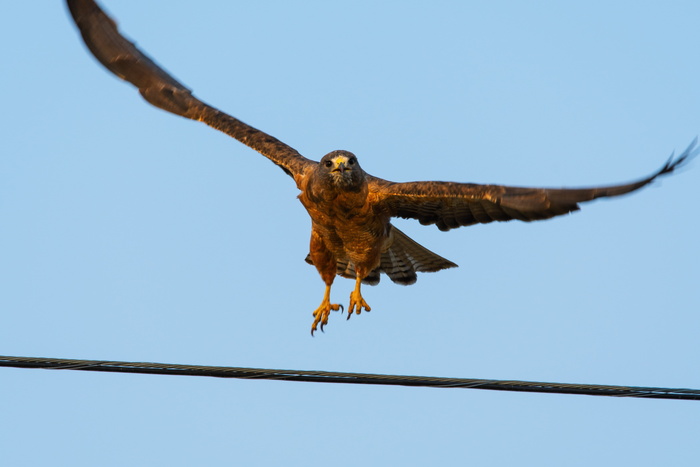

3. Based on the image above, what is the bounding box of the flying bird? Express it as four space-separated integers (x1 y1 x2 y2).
66 0 697 334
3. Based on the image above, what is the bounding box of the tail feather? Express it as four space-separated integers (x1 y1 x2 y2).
304 226 457 286
379 227 457 285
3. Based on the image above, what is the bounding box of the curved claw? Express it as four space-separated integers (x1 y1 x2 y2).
310 300 342 336
346 290 371 320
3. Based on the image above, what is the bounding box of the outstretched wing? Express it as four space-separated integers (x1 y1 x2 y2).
370 139 698 231
66 0 314 180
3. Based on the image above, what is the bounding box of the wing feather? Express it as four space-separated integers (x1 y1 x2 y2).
370 139 698 231
66 0 313 179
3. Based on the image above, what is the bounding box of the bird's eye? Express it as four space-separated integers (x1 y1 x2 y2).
348 157 356 165
324 160 333 168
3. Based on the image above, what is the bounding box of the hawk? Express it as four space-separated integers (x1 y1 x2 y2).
67 0 696 334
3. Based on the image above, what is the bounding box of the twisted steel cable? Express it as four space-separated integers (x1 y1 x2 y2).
2 355 699 400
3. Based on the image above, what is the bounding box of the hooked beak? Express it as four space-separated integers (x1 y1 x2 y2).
331 156 351 173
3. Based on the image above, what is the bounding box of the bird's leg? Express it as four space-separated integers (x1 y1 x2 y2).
311 285 343 335
347 275 371 320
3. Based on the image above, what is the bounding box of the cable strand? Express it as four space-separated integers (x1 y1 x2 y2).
1 354 698 401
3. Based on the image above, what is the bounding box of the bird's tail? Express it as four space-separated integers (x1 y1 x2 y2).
305 226 457 285
326 227 457 285
374 226 457 285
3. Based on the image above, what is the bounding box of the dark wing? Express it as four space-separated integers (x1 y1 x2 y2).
66 0 313 179
370 139 698 231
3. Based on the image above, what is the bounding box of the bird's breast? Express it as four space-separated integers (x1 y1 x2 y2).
298 184 391 261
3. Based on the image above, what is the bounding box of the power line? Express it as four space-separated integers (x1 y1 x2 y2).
1 354 698 401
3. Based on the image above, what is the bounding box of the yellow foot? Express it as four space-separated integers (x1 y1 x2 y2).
347 289 371 320
311 300 343 335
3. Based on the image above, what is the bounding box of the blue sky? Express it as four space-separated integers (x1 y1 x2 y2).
2 1 699 465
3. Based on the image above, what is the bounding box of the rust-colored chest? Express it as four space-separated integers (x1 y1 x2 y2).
297 174 391 261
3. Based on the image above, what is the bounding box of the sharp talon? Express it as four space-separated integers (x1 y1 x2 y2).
348 294 371 317
310 286 341 334
346 276 371 319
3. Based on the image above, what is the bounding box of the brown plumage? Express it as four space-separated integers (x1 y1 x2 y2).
66 0 697 334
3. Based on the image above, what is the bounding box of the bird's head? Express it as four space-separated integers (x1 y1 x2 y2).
318 150 364 188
